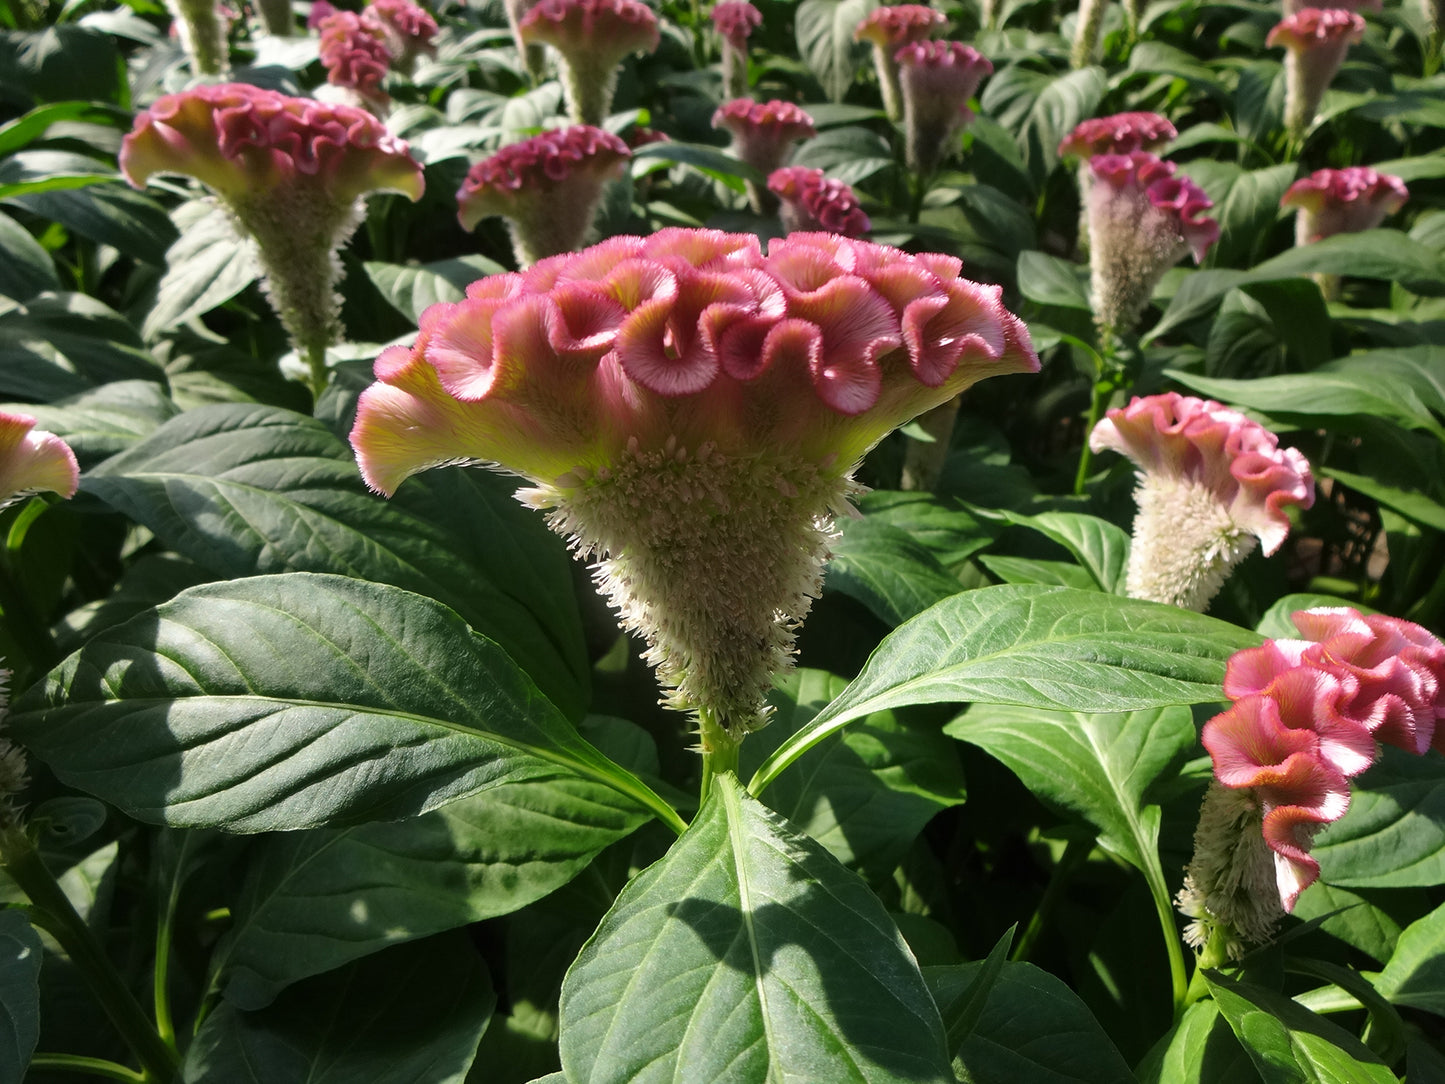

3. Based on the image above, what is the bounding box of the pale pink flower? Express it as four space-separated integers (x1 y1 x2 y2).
853 5 946 120
520 0 660 126
767 167 870 237
0 412 79 511
363 0 438 74
1085 152 1218 341
1280 166 1408 245
457 126 632 267
894 40 992 175
350 229 1038 745
711 1 761 97
318 9 393 110
712 99 816 214
1057 111 1178 159
1282 0 1380 16
1267 8 1366 138
1089 392 1314 611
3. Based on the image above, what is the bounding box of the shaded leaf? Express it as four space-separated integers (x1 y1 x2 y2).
142 203 260 339
0 209 57 300
795 0 873 102
827 518 964 625
0 910 41 1084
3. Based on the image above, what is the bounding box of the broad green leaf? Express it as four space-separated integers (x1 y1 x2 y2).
1374 902 1445 1016
9 573 675 833
0 150 115 199
827 518 964 625
558 772 953 1084
1017 250 1092 311
982 66 1106 185
8 185 177 267
0 26 123 104
1373 155 1445 183
738 669 966 879
0 100 123 157
978 554 1099 589
1312 747 1445 888
5 379 179 466
363 255 506 323
185 933 494 1084
795 0 873 102
82 403 588 717
945 704 1193 876
922 928 1014 1057
141 202 260 339
630 141 761 191
1324 346 1445 418
55 555 209 655
1136 1001 1257 1084
0 292 162 400
212 717 655 1008
0 209 58 300
1210 164 1295 269
1290 883 1400 965
750 586 1256 796
0 910 41 1084
1320 467 1445 532
853 491 998 570
1240 279 1332 370
790 126 896 186
996 509 1130 592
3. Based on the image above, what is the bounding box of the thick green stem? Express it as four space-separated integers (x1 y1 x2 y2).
1183 926 1231 1008
0 827 181 1084
27 1054 147 1082
1073 378 1110 495
699 707 741 808
1146 858 1190 1016
1012 836 1090 963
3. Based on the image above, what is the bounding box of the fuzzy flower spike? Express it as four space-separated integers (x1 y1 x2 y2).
457 126 631 267
1090 393 1315 612
1179 608 1445 956
1268 8 1366 140
166 0 232 76
895 41 992 176
120 84 424 394
519 0 660 126
351 229 1038 756
767 167 870 236
1058 112 1177 250
853 5 946 121
1085 152 1217 343
712 99 817 215
711 1 761 98
1281 166 1408 244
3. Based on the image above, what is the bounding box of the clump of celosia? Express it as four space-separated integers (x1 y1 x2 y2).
712 99 817 214
318 9 394 111
457 126 631 267
1179 608 1445 956
767 167 870 236
350 229 1038 755
166 0 232 75
1084 152 1218 342
711 1 761 98
0 412 80 511
1267 8 1366 139
894 40 992 176
120 83 424 394
853 5 946 120
519 0 660 126
1089 393 1315 612
1281 166 1408 244
1059 112 1178 252
364 0 439 74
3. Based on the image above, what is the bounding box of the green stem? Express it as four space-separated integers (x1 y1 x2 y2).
698 707 740 809
0 827 181 1084
153 835 192 1049
1073 378 1110 495
1012 836 1090 963
303 341 330 402
1144 857 1190 1016
1182 926 1231 1008
27 1054 148 1082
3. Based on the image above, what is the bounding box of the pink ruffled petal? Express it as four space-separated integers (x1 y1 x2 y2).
0 411 80 508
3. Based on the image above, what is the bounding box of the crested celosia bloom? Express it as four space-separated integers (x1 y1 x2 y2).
712 99 816 214
1179 609 1445 955
712 1 761 97
351 229 1039 749
1267 8 1366 138
767 167 870 237
319 9 394 111
120 83 424 392
519 0 660 126
1085 152 1218 342
1280 166 1408 245
457 126 631 267
894 41 992 176
0 412 80 511
1089 393 1314 612
364 0 439 74
166 0 231 75
1283 0 1380 15
1058 112 1178 159
853 5 945 120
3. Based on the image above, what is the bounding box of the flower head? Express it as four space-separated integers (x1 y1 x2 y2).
520 0 660 125
1058 111 1178 159
711 1 761 50
1089 393 1314 611
895 40 991 175
318 9 394 110
457 126 632 266
853 4 945 120
712 99 816 213
351 229 1038 739
767 167 870 237
1268 8 1365 138
363 0 439 72
1267 5 1367 48
0 412 79 510
1281 166 1407 245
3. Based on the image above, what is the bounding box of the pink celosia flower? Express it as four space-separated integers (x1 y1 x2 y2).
1280 166 1408 245
1089 392 1315 611
1267 8 1366 138
853 5 946 120
894 40 992 176
350 229 1038 747
363 0 438 74
121 83 424 391
319 9 393 110
0 412 79 510
1058 112 1178 159
166 0 232 75
457 126 631 267
712 99 816 214
767 167 870 237
1085 152 1218 341
1283 0 1380 16
519 0 660 126
711 1 761 97
308 0 336 28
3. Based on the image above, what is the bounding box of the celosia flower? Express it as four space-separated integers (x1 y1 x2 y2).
894 40 992 176
1085 152 1218 342
712 99 816 214
1070 0 1106 69
853 5 945 120
0 412 79 510
166 0 232 75
1267 8 1366 139
1089 393 1314 612
1058 112 1178 159
1283 0 1381 15
319 9 393 111
363 0 439 74
767 167 870 237
308 0 336 28
457 126 631 267
1281 166 1408 245
712 1 761 97
121 83 424 392
519 0 660 126
350 229 1038 749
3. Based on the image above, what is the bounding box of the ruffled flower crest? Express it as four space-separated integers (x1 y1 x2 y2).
351 229 1038 744
1281 166 1408 245
712 99 817 214
457 126 631 267
711 1 761 96
1058 111 1179 159
1089 393 1315 611
519 0 661 126
0 412 80 511
767 167 870 237
318 9 394 111
1267 8 1366 138
894 40 992 175
364 0 439 74
853 5 945 120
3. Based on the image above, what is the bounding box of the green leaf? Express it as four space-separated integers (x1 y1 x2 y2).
853 491 998 570
9 573 674 833
0 209 58 300
184 933 494 1084
4 379 179 466
141 202 260 339
363 255 506 322
1372 903 1445 1016
1290 883 1400 965
795 0 872 102
1017 250 1092 311
0 910 41 1084
630 140 762 191
1320 466 1445 532
1254 593 1363 640
0 100 123 157
790 126 896 186
0 150 115 199
82 403 588 718
1209 164 1295 269
923 927 1014 1056
56 555 212 654
978 554 1099 589
750 586 1255 796
827 518 964 625
738 669 966 879
0 292 162 400
7 184 178 266
558 772 953 1083
996 509 1130 592
212 718 655 1008
0 27 123 104
1313 747 1445 888
982 66 1106 186
1136 1001 1254 1084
